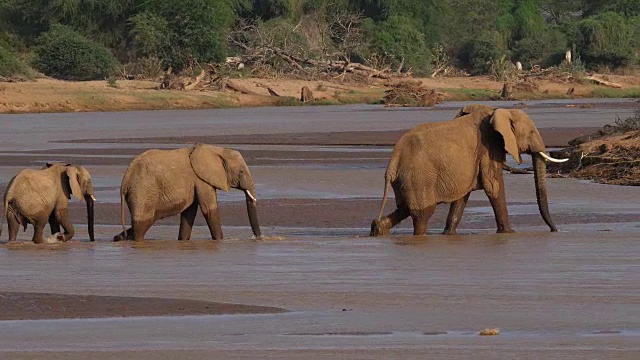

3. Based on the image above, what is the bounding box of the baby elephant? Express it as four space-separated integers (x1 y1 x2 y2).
113 144 261 242
2 163 96 243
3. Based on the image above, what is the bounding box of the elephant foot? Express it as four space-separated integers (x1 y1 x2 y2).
497 227 515 234
442 229 457 235
370 219 390 237
113 232 129 242
113 228 135 242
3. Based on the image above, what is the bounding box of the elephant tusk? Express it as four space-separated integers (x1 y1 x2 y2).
538 152 569 163
245 190 257 202
90 195 96 201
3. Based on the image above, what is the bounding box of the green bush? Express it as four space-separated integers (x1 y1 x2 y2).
574 12 637 69
33 25 117 80
458 32 506 75
364 15 432 74
513 28 567 68
135 0 236 71
0 43 33 79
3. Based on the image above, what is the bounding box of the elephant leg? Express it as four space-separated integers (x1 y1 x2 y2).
370 207 410 236
443 193 471 235
196 185 223 240
411 205 436 236
54 208 75 241
132 219 153 242
31 218 47 244
48 212 61 235
7 212 20 243
482 176 514 233
178 201 198 240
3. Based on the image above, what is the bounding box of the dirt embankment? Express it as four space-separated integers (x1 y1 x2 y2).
1 74 639 114
549 114 640 186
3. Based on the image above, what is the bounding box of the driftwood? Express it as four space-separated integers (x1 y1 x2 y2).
267 87 281 96
384 81 445 107
184 70 206 91
300 86 314 102
225 80 260 95
585 76 622 88
500 83 513 99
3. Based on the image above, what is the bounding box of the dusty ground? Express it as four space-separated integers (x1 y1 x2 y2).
1 74 639 114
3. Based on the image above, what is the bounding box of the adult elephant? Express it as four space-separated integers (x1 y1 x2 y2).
370 108 567 236
113 144 261 242
2 163 96 243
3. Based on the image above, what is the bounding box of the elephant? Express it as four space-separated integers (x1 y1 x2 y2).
370 107 567 236
2 163 95 243
113 144 261 242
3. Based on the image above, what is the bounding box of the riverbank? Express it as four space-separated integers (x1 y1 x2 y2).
1 74 639 114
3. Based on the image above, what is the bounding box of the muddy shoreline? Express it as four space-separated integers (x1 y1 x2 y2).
0 292 286 320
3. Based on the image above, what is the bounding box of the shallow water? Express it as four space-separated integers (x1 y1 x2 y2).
0 100 639 358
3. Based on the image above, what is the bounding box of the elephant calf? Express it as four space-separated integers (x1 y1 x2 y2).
2 163 96 243
113 144 261 242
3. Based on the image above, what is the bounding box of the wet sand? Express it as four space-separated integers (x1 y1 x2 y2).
0 100 638 358
0 292 286 320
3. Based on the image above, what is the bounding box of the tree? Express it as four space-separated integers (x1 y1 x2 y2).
131 0 238 70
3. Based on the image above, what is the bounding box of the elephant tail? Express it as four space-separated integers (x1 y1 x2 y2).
376 162 397 221
376 177 391 221
120 191 127 235
0 198 5 237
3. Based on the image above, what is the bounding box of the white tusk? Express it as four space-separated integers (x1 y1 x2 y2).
538 152 569 163
245 190 257 202
90 195 96 201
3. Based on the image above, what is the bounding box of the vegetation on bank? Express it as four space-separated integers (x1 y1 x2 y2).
549 105 640 186
0 0 638 82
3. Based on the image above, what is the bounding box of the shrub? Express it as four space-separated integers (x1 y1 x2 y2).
364 15 432 75
133 0 236 71
458 32 506 75
574 12 637 69
33 25 117 80
512 28 567 68
0 44 33 79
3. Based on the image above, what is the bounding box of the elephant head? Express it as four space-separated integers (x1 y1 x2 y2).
47 162 96 241
189 144 261 238
487 109 567 232
455 104 495 118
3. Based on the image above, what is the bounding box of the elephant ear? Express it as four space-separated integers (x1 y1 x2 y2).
490 109 522 164
65 166 83 200
189 144 231 192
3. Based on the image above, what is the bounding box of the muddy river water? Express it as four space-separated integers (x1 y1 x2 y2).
0 100 638 359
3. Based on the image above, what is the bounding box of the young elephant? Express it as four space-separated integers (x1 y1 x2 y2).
370 108 567 236
113 144 261 242
2 163 96 243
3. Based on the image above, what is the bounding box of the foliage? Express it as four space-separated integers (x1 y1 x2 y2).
512 28 567 67
363 15 432 74
0 43 33 79
32 25 117 80
574 11 637 68
459 32 506 75
131 0 237 71
1 0 639 77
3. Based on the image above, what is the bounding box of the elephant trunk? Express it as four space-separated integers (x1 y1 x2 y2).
532 153 557 232
244 188 261 238
84 194 95 242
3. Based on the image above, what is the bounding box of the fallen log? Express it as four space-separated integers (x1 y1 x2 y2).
586 76 622 88
184 70 206 91
225 80 260 95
